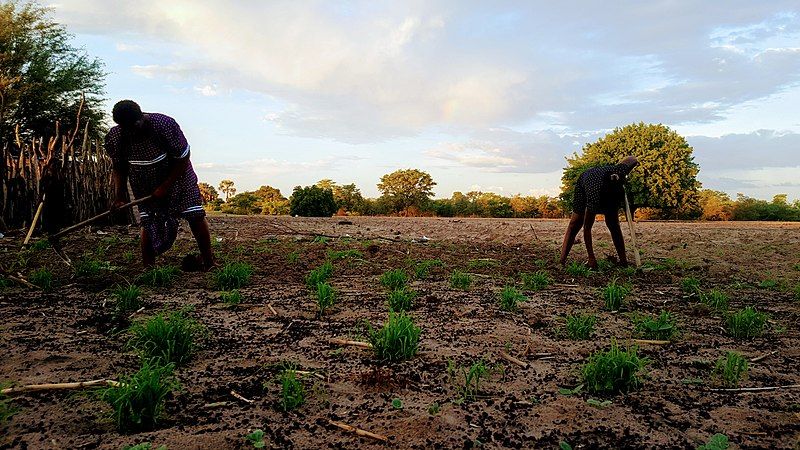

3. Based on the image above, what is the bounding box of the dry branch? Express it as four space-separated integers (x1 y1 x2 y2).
709 384 800 393
632 339 671 345
230 390 254 403
498 350 528 368
328 338 373 349
2 379 119 395
328 419 388 442
750 351 777 363
267 303 278 316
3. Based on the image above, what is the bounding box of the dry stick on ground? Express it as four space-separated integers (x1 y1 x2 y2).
328 338 373 349
632 339 671 345
751 350 777 363
709 384 800 393
267 303 278 316
328 420 388 443
2 379 120 395
498 351 528 368
0 271 37 289
230 390 254 403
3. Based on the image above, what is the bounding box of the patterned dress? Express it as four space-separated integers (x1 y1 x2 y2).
573 164 629 214
105 113 204 254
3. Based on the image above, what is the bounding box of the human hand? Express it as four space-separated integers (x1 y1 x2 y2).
152 185 168 200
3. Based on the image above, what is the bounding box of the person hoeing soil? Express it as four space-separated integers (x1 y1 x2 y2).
105 100 215 270
559 155 639 270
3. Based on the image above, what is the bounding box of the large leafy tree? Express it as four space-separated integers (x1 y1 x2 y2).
289 185 336 217
218 179 236 201
253 185 289 215
315 179 365 213
197 182 218 205
0 2 106 147
560 123 700 218
377 169 436 213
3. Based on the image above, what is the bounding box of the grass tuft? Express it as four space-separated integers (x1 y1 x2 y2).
387 287 416 312
701 289 728 311
712 351 748 388
634 310 678 340
113 285 142 319
0 387 17 425
449 270 472 290
279 368 305 411
305 262 333 289
566 261 591 277
521 270 552 291
368 312 421 362
213 262 254 290
458 360 489 402
220 289 242 306
30 268 54 291
316 282 336 316
565 313 597 340
680 276 701 296
380 269 408 291
128 310 203 366
726 307 768 339
101 361 177 431
327 249 363 261
138 265 179 287
74 257 112 277
601 279 630 311
414 259 444 279
581 340 649 393
498 286 526 312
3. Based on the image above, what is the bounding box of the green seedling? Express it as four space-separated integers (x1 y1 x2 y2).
681 277 701 296
726 307 767 339
245 429 266 448
586 398 612 408
467 259 498 270
327 249 363 260
795 285 800 301
101 362 177 431
316 282 336 316
560 442 573 450
213 262 253 290
701 289 728 311
498 286 526 312
758 279 779 290
279 368 305 411
697 434 729 450
138 265 179 287
380 269 408 291
220 289 242 306
128 310 203 366
602 279 630 311
566 261 591 277
74 257 112 277
712 351 748 388
312 236 329 244
387 287 416 312
565 313 597 340
0 387 17 425
558 384 584 396
30 239 51 251
521 270 551 291
634 310 678 340
368 312 421 362
450 270 472 290
306 262 333 289
286 251 300 264
459 360 489 402
0 276 10 289
113 284 142 318
428 402 440 415
581 340 649 393
391 398 403 409
414 259 444 279
30 268 53 291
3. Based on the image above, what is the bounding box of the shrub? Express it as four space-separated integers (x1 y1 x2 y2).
712 351 748 388
634 310 678 340
581 340 649 393
380 269 408 291
220 290 242 306
138 265 179 287
498 286 526 312
213 262 253 290
414 259 444 279
368 312 421 361
289 185 337 217
521 270 551 291
101 362 177 431
387 287 416 312
113 285 142 318
697 433 730 450
726 307 768 339
128 310 204 365
680 277 701 295
316 282 336 316
565 313 596 340
279 369 305 411
701 289 728 311
306 262 333 289
30 268 53 291
566 261 591 277
602 279 630 311
450 270 472 290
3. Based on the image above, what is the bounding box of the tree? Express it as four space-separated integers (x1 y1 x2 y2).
289 185 336 217
377 169 436 213
0 2 106 147
198 182 218 205
221 192 261 215
560 123 701 218
218 179 236 201
698 190 732 221
253 185 289 215
510 195 539 218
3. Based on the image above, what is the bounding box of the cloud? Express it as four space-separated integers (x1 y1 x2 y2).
689 129 800 170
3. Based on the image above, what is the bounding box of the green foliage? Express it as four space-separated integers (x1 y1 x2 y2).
368 312 421 362
245 429 266 448
726 307 768 339
565 313 597 340
565 261 591 277
220 290 242 306
560 123 700 218
380 269 408 291
327 249 363 260
414 259 444 279
449 270 472 290
391 398 403 409
316 282 336 316
427 402 440 415
681 277 701 295
0 388 17 425
213 262 253 290
521 270 552 291
101 362 177 431
758 279 779 290
30 239 50 250
377 168 437 213
306 262 333 289
731 194 800 222
279 369 305 411
701 289 729 311
0 276 9 288
315 180 367 213
712 352 748 388
498 286 526 312
30 268 53 291
634 310 678 340
559 442 573 450
602 279 630 311
467 258 498 270
113 284 142 318
289 185 337 217
581 340 649 393
458 360 489 402
697 434 730 450
138 265 179 287
286 251 300 264
128 310 203 366
387 287 416 312
123 444 167 450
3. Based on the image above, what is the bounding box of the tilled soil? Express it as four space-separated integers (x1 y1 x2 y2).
1 216 799 449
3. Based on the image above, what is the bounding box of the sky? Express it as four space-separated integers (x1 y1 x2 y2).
49 0 800 200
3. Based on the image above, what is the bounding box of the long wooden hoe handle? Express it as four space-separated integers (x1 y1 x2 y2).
23 194 46 245
623 187 641 268
50 195 153 240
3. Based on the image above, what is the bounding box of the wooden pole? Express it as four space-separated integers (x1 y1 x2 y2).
23 194 45 245
2 379 120 395
623 186 641 268
49 195 152 241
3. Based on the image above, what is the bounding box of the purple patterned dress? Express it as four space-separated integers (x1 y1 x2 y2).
105 113 204 254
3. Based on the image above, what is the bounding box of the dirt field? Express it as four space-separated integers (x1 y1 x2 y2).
1 216 799 449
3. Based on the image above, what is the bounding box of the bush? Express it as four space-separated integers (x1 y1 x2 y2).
138 265 179 287
581 340 649 393
602 279 630 311
726 307 768 339
387 287 416 312
30 268 53 291
380 269 408 291
101 362 177 431
279 369 305 411
316 282 336 316
565 313 596 340
450 270 472 290
213 262 253 290
634 310 678 340
712 351 748 388
128 310 204 365
306 262 333 289
521 270 551 291
113 285 142 318
289 185 337 217
498 286 526 312
368 312 421 361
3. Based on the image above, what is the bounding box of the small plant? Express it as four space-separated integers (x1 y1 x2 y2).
220 289 242 306
279 369 305 411
498 286 526 312
245 429 266 448
521 270 551 291
427 402 440 415
123 444 168 450
30 239 51 251
327 249 363 260
701 289 728 311
697 433 730 450
414 259 444 279
559 442 573 450
387 287 416 312
712 351 748 388
368 312 421 362
138 265 179 287
601 279 630 311
30 268 53 291
726 307 768 339
566 261 591 277
128 310 203 365
286 251 300 264
634 310 678 340
459 360 489 402
391 398 403 409
316 282 336 316
380 269 408 291
450 270 472 290
113 284 142 318
101 362 177 431
758 279 779 290
0 276 9 288
467 259 498 270
681 276 701 295
565 313 596 340
74 257 111 277
586 398 612 408
306 262 333 289
312 235 330 244
213 262 254 290
581 340 649 393
0 388 17 425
